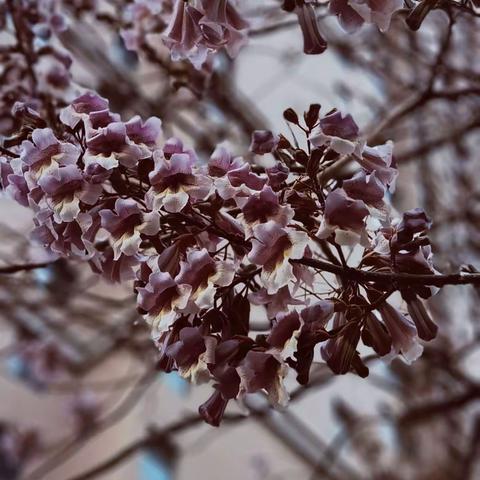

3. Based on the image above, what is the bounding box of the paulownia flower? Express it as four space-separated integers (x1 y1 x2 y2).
406 296 438 341
267 310 301 352
137 271 192 335
163 0 209 68
237 350 289 407
266 162 289 189
166 326 217 383
209 144 266 205
198 0 249 58
240 186 294 236
317 188 369 246
175 248 235 311
199 363 241 427
99 198 160 260
248 221 309 294
90 248 140 284
343 170 387 218
330 0 403 33
20 128 79 182
309 111 360 154
0 157 31 208
59 91 111 130
377 302 423 363
321 312 363 375
32 209 98 259
356 141 397 189
249 286 303 319
147 140 211 212
85 122 150 170
293 300 334 383
294 0 328 54
38 165 102 223
125 115 162 148
249 130 279 155
163 0 249 68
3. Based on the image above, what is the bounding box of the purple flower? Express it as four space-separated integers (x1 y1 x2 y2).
85 122 149 169
343 170 387 217
89 248 140 283
100 198 160 260
147 143 211 212
240 186 294 236
266 163 289 189
317 188 369 246
294 0 328 55
175 248 235 311
166 326 217 383
38 165 102 223
215 162 267 206
32 209 99 259
321 312 362 375
249 286 303 319
20 128 79 182
377 302 423 363
356 141 397 189
208 144 244 177
267 311 301 350
249 130 279 155
329 0 365 33
248 221 308 294
163 0 208 68
137 271 192 335
163 0 249 68
237 350 289 407
59 92 110 129
406 297 438 341
310 111 360 154
125 115 162 147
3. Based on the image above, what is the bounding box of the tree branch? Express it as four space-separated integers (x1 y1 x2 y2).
293 258 480 287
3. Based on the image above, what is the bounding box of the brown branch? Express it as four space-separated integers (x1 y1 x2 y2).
398 384 480 426
293 258 480 287
0 262 53 274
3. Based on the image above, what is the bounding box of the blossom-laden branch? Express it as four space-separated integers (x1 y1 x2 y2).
1 80 473 426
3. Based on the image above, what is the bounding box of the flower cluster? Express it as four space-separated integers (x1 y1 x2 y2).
121 0 249 69
0 94 441 425
0 1 79 137
120 0 403 68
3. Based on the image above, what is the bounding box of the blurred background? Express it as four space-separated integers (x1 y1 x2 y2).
1 1 480 479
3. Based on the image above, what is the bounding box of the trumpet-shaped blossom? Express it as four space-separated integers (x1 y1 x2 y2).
99 198 160 260
137 271 192 335
248 221 308 294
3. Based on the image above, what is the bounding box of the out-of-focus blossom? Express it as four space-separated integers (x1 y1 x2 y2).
249 286 304 319
249 130 279 155
163 0 249 68
330 0 403 32
293 0 328 54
